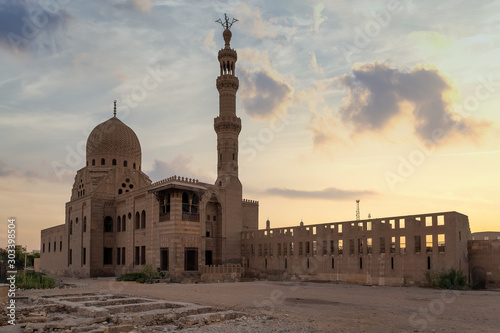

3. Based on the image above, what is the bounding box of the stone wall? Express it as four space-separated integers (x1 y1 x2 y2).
468 239 500 289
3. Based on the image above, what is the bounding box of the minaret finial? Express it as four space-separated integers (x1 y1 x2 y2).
113 100 117 117
215 13 238 30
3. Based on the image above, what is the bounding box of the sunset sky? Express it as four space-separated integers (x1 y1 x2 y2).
1 0 499 251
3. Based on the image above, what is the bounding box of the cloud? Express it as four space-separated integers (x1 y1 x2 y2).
334 62 490 144
313 3 327 32
146 155 214 183
203 29 215 50
239 68 293 119
309 52 323 75
132 0 151 13
266 187 377 200
0 0 71 54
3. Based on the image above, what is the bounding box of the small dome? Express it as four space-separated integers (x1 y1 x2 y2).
86 117 141 164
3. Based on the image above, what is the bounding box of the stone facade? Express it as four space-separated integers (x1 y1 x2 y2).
468 232 500 289
40 27 257 278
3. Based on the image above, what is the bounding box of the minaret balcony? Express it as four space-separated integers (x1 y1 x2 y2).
216 75 239 90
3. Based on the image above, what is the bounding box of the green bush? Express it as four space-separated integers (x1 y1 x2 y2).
16 271 56 289
116 265 162 283
425 268 468 290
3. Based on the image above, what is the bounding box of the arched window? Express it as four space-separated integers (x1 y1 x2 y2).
75 217 78 224
141 210 146 229
83 217 87 232
124 160 128 167
101 158 105 165
112 159 117 166
191 194 199 214
104 216 113 232
117 216 121 232
135 212 140 229
133 163 136 169
92 159 95 166
182 192 190 213
70 220 73 235
122 214 126 231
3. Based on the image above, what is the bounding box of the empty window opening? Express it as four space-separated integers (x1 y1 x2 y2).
459 231 461 241
104 216 113 232
390 237 396 254
307 257 310 269
122 215 126 231
306 241 310 255
367 221 372 231
427 256 431 270
103 248 113 265
123 160 128 167
135 247 140 265
83 217 87 232
425 216 433 227
426 235 433 252
438 234 445 252
338 224 343 234
399 219 405 229
391 257 394 270
349 239 355 255
184 248 198 271
367 238 373 254
357 239 363 254
82 248 86 265
330 240 334 254
141 210 146 229
122 247 125 265
117 216 121 232
191 194 199 214
338 240 343 255
133 163 136 169
265 258 268 268
59 241 62 251
437 215 445 226
359 257 363 270
379 237 386 254
135 212 140 229
182 192 190 213
141 246 146 265
117 248 121 265
299 242 303 256
415 235 421 253
331 258 335 269
101 158 105 165
92 159 95 166
322 240 327 255
390 220 396 229
70 220 73 235
400 236 406 254
285 258 288 269
69 249 72 265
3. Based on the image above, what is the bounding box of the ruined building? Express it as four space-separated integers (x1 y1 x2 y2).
40 24 499 288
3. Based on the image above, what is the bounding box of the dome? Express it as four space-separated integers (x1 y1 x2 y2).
86 116 141 166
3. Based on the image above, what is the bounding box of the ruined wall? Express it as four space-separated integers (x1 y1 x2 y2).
242 211 470 286
242 199 258 231
468 239 500 289
40 224 66 275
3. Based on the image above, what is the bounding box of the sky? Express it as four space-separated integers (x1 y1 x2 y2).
0 0 499 251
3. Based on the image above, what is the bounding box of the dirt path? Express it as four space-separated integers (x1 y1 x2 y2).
17 278 500 332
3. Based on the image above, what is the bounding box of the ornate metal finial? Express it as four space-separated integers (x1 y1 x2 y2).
113 100 117 117
216 13 238 30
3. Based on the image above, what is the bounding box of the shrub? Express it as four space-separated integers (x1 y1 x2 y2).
16 271 56 289
116 265 161 283
425 268 468 290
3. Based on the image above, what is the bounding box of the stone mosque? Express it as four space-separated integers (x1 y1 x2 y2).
40 18 500 288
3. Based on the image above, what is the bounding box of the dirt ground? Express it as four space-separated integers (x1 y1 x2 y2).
10 278 500 332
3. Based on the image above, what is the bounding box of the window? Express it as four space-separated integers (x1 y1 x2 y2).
367 221 372 231
415 235 421 253
141 210 146 229
349 239 355 255
48 242 51 252
437 215 445 226
69 249 72 265
306 258 309 268
306 241 310 255
357 239 363 254
359 257 363 269
322 240 327 255
135 246 140 265
400 236 406 254
283 242 288 256
135 212 140 229
367 238 373 254
289 242 294 256
425 216 433 227
330 240 334 254
103 248 113 265
285 258 287 269
391 257 394 270
92 159 95 166
191 194 199 214
82 248 86 265
83 217 87 232
390 237 396 253
427 256 431 270
54 242 56 252
299 242 303 256
117 216 121 232
133 163 136 169
426 235 433 252
104 216 113 232
70 220 73 235
101 158 105 165
122 247 126 265
43 244 45 253
438 234 445 252
123 160 128 167
399 219 405 229
117 248 121 265
338 224 343 233
60 241 62 251
338 240 343 255
112 159 117 166
390 220 395 229
379 237 385 253
331 258 334 269
182 192 190 213
122 215 126 231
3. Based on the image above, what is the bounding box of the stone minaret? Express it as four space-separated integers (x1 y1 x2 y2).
214 25 241 185
214 15 243 264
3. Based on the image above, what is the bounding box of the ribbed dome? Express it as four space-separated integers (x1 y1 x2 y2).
86 117 141 163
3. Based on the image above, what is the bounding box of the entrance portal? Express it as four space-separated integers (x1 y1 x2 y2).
185 248 198 271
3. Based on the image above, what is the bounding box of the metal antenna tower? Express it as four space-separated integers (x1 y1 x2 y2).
356 199 360 220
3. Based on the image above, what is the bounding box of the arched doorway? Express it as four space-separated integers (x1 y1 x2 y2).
471 266 486 289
